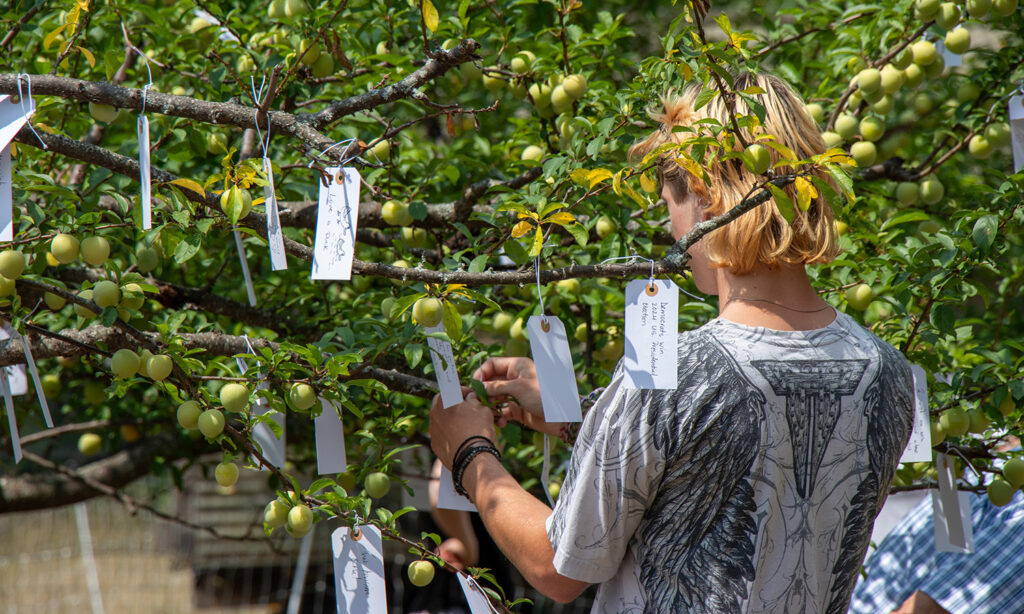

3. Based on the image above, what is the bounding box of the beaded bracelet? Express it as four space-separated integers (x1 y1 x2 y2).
453 435 494 467
452 444 502 499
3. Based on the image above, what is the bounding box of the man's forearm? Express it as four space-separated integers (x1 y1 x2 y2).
462 453 590 603
892 591 951 614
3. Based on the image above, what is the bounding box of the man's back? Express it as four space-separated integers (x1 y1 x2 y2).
547 311 915 613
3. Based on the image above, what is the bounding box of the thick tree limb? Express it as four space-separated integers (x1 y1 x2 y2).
0 431 210 513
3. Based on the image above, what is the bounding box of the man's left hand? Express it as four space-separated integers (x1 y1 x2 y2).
429 392 497 470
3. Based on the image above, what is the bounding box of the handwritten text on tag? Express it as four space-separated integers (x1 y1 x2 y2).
527 316 582 423
312 167 360 280
425 324 462 408
900 364 932 463
623 279 678 390
332 525 387 614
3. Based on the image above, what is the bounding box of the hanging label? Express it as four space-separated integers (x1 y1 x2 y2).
315 397 348 474
138 116 152 230
251 387 285 469
233 231 257 306
332 525 387 614
1010 94 1024 173
932 488 975 553
0 95 30 150
933 453 970 552
527 316 582 423
0 325 27 395
623 279 679 390
311 167 360 280
1 367 21 463
0 146 11 242
935 38 962 68
0 95 31 244
900 364 932 463
19 332 53 428
456 574 499 614
263 157 288 271
425 323 462 407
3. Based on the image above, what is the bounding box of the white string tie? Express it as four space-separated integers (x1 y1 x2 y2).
15 74 46 149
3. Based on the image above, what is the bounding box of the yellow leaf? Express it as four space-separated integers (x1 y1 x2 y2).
34 123 56 134
639 171 657 193
65 6 80 27
680 62 693 81
77 0 90 10
569 168 590 187
423 0 439 32
586 168 613 189
169 178 206 197
794 177 817 211
76 45 95 68
762 140 796 164
543 212 576 225
612 170 623 196
677 156 705 181
43 25 66 51
511 220 533 238
529 224 544 257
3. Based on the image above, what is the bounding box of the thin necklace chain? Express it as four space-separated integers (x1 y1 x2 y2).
725 296 833 313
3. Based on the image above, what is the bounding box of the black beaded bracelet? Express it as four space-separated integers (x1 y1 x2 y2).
453 435 494 466
452 444 502 499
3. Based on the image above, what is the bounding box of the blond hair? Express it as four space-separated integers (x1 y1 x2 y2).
629 72 839 275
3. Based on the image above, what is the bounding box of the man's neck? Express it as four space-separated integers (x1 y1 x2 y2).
714 263 836 331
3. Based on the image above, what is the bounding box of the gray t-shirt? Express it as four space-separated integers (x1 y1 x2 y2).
546 311 914 613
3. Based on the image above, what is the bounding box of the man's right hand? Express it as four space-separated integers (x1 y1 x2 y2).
473 357 565 438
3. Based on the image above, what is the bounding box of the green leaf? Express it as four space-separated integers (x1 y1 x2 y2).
404 343 424 368
468 254 488 273
881 210 931 230
391 292 426 318
173 230 202 263
307 478 335 494
767 184 795 224
565 223 589 247
971 215 998 252
442 300 463 344
503 238 529 265
693 87 717 111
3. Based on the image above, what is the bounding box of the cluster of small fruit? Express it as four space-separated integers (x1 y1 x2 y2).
811 0 1016 191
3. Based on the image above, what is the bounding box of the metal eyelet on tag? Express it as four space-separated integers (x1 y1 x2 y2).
540 318 550 333
335 168 345 184
645 283 658 296
351 527 362 540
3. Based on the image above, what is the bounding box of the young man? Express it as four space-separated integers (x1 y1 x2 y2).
429 72 916 612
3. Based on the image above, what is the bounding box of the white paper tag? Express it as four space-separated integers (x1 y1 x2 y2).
935 38 962 68
0 326 27 395
438 466 478 512
1009 94 1024 173
456 574 499 614
262 157 288 271
934 453 969 551
900 364 932 463
1 368 21 463
623 279 679 389
233 231 257 306
251 387 285 469
425 324 463 408
0 95 30 150
0 94 31 244
20 332 53 428
332 525 387 614
0 146 11 243
315 397 348 474
527 316 582 423
311 167 360 280
138 116 151 230
932 488 974 553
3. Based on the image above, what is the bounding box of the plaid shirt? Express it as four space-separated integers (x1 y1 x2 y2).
849 489 1024 614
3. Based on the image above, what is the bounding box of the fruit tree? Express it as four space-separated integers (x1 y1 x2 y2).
1 0 1022 608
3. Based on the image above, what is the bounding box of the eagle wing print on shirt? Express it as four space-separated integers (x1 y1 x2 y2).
825 337 914 614
634 332 765 612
